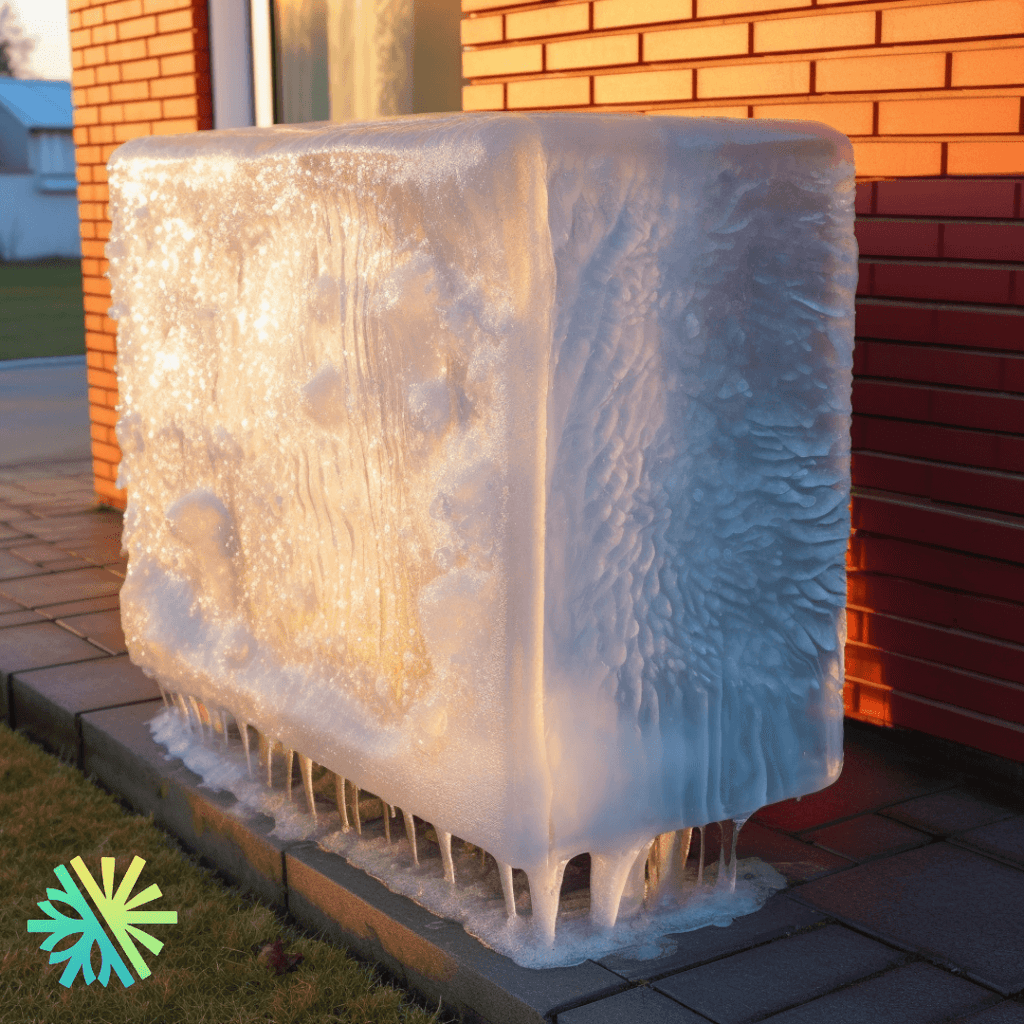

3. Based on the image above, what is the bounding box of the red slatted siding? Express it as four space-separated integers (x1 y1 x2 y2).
848 176 1024 762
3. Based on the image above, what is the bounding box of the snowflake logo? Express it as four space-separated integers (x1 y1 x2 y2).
27 856 177 988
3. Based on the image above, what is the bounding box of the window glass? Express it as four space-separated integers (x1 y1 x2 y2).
270 0 463 123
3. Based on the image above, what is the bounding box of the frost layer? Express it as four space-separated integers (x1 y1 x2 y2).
107 113 856 944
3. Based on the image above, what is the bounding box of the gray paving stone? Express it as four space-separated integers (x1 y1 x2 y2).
0 550 49 580
954 1002 1024 1024
81 700 292 908
738 821 855 882
953 817 1024 870
760 962 991 1024
11 656 161 763
17 476 90 495
0 621 107 722
598 893 825 983
21 497 99 518
558 985 706 1023
55 608 127 655
804 814 932 863
37 593 121 619
792 842 1024 995
56 535 124 564
882 789 1018 837
0 566 123 608
286 842 627 1024
5 510 123 544
40 556 91 570
654 924 906 1024
753 740 955 834
6 542 72 565
0 609 45 628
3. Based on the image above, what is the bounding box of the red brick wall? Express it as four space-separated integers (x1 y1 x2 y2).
847 176 1023 762
68 0 212 510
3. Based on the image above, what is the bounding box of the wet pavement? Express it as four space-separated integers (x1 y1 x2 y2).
1 462 1023 1024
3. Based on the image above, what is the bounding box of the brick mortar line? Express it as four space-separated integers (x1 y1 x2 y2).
855 296 1024 316
464 31 1024 59
474 94 1024 140
466 62 1024 100
859 254 1024 269
851 448 1024 484
462 0 1024 29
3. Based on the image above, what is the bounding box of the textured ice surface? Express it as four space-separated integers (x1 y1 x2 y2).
107 112 856 950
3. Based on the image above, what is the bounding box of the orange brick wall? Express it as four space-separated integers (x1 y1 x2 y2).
460 0 1024 179
68 0 213 510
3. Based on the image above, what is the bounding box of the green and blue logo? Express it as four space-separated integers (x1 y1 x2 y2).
27 855 177 988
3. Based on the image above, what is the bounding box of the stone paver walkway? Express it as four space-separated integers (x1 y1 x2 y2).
2 463 1023 1024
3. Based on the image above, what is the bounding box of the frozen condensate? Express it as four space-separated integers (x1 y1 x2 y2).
107 113 856 946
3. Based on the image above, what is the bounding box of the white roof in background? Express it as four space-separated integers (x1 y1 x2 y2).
0 79 73 130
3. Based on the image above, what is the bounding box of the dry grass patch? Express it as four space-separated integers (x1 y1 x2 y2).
0 722 448 1024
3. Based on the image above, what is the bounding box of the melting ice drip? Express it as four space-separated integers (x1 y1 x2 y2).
147 699 788 968
107 113 856 957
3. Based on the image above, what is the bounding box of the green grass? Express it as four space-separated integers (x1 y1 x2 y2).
0 259 87 361
0 722 448 1024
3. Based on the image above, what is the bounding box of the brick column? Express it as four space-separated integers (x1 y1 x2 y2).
68 0 213 510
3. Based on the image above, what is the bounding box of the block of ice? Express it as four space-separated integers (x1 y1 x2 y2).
107 113 856 949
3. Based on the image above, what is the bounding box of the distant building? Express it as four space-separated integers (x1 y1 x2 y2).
0 78 80 261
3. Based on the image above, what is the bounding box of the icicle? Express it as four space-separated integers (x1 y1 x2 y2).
525 859 568 946
382 802 391 843
188 696 205 740
648 827 694 905
157 683 170 707
402 809 418 865
497 861 517 919
715 817 748 893
258 733 273 788
620 841 652 920
696 825 706 886
590 843 650 929
299 754 316 818
285 749 295 800
438 830 455 885
351 783 362 835
218 708 230 747
678 826 693 869
173 692 191 730
238 718 252 775
334 774 350 831
646 831 675 906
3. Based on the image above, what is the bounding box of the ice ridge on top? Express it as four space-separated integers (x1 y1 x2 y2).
107 112 857 947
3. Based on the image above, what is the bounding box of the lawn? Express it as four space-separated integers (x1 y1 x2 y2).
0 259 87 361
0 722 447 1024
